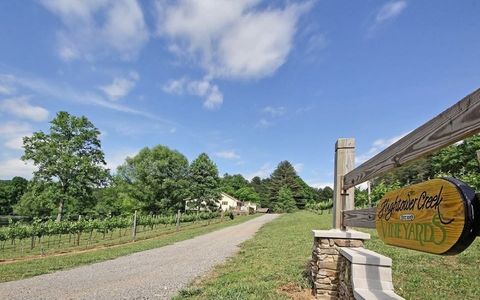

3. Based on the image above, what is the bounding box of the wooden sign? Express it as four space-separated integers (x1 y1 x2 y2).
375 178 479 255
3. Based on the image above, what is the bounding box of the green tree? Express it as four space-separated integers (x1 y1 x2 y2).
372 135 480 190
94 176 141 217
20 112 109 221
14 180 59 218
250 176 270 208
268 161 304 209
430 135 480 189
250 176 263 194
377 157 434 186
0 177 28 215
235 186 260 203
354 188 369 208
318 186 333 201
220 173 249 196
296 177 317 204
274 186 297 213
370 180 401 205
117 145 190 214
189 153 221 211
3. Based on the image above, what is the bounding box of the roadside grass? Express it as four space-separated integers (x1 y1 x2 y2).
363 228 480 300
0 214 259 283
175 211 331 300
176 211 480 300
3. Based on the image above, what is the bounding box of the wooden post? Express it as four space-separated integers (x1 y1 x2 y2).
77 215 82 246
367 180 371 207
176 210 181 231
333 138 355 230
132 211 137 242
476 150 480 166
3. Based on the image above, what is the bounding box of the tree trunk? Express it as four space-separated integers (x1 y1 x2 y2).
56 199 65 222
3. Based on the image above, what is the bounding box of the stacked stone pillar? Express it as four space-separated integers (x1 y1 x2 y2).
311 230 370 300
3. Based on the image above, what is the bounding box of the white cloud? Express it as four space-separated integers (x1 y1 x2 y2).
40 0 149 61
257 106 285 128
99 72 139 101
105 149 139 172
0 122 32 136
357 132 409 165
0 74 16 95
0 158 36 179
3 73 176 128
245 162 274 180
163 78 187 94
58 46 79 61
163 77 224 109
215 150 240 160
376 1 407 23
156 0 312 79
307 181 333 189
256 118 273 128
5 136 25 150
0 122 33 151
368 1 407 37
263 106 286 117
293 163 304 173
0 96 49 122
305 33 328 56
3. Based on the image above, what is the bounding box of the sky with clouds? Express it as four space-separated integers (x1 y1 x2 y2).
0 1 479 188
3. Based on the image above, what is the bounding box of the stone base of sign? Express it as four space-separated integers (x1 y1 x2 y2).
310 230 403 300
311 230 369 299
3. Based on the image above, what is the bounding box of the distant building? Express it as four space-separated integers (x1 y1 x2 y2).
241 201 257 213
219 192 241 211
184 193 262 214
185 192 242 212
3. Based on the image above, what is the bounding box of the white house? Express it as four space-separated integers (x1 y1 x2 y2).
243 201 257 212
185 192 241 212
219 192 241 212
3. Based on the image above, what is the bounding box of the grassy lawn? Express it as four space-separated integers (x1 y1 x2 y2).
176 211 480 300
364 228 480 300
0 214 259 283
175 211 330 300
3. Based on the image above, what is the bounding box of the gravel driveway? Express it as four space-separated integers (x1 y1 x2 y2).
0 214 278 300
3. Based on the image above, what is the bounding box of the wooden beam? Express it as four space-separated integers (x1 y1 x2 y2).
344 88 480 189
333 138 355 230
343 207 376 229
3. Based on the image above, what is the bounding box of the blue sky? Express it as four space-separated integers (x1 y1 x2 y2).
0 1 479 188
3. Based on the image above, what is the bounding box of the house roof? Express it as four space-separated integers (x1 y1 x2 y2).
221 192 240 202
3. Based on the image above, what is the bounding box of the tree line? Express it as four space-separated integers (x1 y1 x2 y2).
1 112 334 221
8 111 472 221
354 135 480 207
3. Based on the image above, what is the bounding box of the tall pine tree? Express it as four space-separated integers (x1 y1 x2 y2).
268 161 305 209
274 186 297 213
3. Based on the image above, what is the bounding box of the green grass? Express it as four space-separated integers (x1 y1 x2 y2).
363 228 480 299
175 211 331 300
176 211 480 300
0 214 259 283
